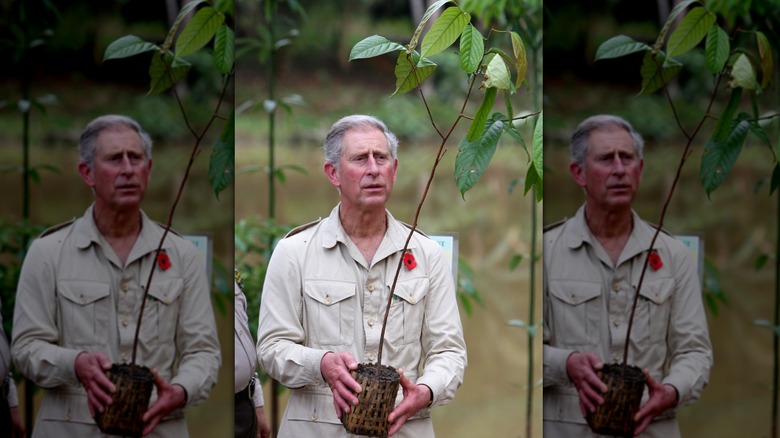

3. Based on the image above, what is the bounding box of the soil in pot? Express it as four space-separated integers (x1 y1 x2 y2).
95 363 155 438
586 363 646 438
341 363 400 438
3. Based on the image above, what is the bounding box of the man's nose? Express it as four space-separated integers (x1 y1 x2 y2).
366 156 379 173
119 154 134 173
611 155 625 173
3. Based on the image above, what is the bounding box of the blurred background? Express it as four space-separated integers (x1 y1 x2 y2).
545 0 780 437
235 0 541 437
0 1 233 436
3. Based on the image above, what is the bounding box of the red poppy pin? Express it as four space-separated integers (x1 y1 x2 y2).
403 252 417 271
648 250 663 271
157 251 172 271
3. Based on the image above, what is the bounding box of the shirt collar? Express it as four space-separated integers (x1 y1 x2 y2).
321 204 418 261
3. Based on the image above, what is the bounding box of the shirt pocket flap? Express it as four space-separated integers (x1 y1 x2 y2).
58 280 110 306
393 278 430 305
304 280 355 306
548 280 601 306
640 278 674 305
148 278 184 304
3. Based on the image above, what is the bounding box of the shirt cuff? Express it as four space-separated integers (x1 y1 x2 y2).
543 346 576 387
252 376 264 407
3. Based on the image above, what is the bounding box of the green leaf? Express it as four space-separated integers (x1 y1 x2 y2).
666 7 716 57
640 50 682 95
176 6 225 57
712 88 742 142
467 87 496 141
705 25 729 74
103 35 159 61
654 0 699 52
756 31 773 89
162 0 209 54
408 0 451 52
393 51 437 96
595 35 650 60
484 54 511 90
529 113 543 202
509 254 522 271
148 52 191 95
455 117 504 198
421 7 470 59
700 117 750 197
459 24 483 74
729 53 756 90
349 35 405 61
771 163 780 195
209 109 235 198
755 254 769 271
504 122 528 154
510 31 527 88
524 162 538 197
213 24 234 74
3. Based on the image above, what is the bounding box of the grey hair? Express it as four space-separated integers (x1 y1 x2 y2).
570 114 644 167
78 115 153 169
323 114 399 170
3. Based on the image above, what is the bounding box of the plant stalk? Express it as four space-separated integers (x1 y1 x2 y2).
376 75 477 368
773 177 779 438
130 54 232 365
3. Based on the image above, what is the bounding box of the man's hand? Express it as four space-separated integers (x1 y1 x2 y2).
74 351 115 417
566 351 607 417
256 406 270 438
387 369 431 437
141 369 186 436
10 406 24 438
320 351 361 418
633 369 678 436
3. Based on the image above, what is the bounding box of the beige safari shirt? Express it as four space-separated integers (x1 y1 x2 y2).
543 206 712 437
257 205 467 438
12 205 221 437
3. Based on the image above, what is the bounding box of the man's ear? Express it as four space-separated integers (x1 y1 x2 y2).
569 161 586 188
324 161 340 188
78 162 94 188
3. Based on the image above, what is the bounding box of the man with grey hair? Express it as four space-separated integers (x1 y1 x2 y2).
543 114 712 437
13 114 221 437
257 114 467 437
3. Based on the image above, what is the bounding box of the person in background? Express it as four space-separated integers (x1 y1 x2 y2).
234 270 270 438
257 114 467 437
543 114 712 437
12 114 221 437
0 302 24 438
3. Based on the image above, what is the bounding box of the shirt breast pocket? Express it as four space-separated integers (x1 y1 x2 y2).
142 278 184 346
304 280 356 346
548 280 602 348
636 278 674 345
390 278 430 345
57 280 111 348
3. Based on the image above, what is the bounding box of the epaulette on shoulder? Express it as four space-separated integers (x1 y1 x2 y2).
285 219 323 238
400 221 429 238
543 218 568 233
153 221 183 237
645 221 674 237
39 218 77 238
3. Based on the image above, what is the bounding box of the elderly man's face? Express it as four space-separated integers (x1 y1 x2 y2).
570 126 643 212
79 126 152 212
325 127 397 211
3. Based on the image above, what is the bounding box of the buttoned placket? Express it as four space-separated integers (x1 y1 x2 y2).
607 262 632 364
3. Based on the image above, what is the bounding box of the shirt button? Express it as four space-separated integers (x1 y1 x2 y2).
367 284 375 292
121 283 129 292
122 318 129 327
367 352 376 361
325 295 332 305
612 283 620 292
65 413 72 421
367 318 375 327
612 319 620 327
311 412 318 421
410 297 417 304
121 353 128 362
